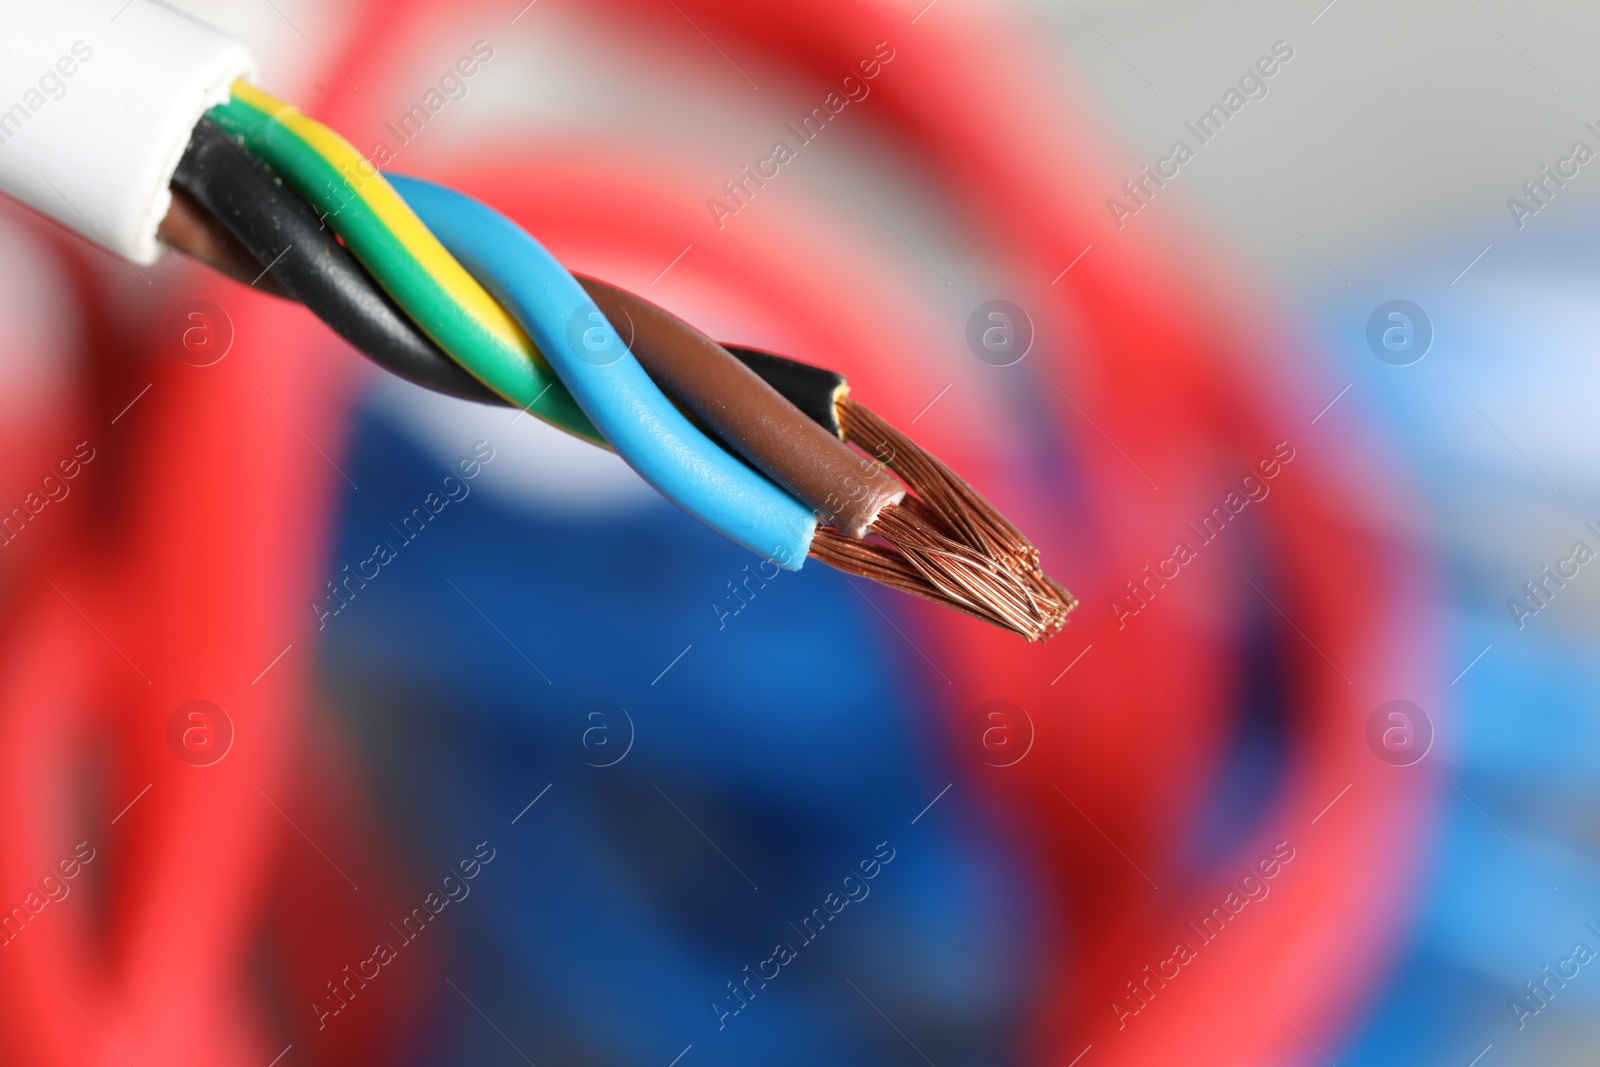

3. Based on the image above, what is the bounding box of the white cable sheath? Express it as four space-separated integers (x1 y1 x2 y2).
0 0 254 265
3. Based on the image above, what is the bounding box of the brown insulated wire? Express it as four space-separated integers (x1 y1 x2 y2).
157 187 293 299
580 278 1073 641
578 277 904 538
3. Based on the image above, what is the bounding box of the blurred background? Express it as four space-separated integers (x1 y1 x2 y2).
0 0 1595 1064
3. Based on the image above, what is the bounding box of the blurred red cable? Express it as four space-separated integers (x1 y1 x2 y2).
572 0 1442 1062
0 0 1443 1063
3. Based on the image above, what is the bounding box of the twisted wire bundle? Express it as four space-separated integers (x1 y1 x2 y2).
165 82 1073 638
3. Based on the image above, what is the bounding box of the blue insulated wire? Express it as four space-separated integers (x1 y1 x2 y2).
386 173 816 569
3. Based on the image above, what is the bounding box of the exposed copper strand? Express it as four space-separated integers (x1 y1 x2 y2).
808 397 1075 642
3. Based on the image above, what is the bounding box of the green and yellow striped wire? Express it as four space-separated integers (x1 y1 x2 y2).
208 82 602 444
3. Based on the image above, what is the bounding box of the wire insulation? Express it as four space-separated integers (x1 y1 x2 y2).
207 82 602 441
170 118 502 404
0 0 255 265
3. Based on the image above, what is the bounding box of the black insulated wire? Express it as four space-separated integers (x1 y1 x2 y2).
715 344 848 438
171 120 856 426
171 117 504 404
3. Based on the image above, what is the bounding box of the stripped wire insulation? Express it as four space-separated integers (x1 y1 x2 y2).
167 86 1074 636
580 283 1073 639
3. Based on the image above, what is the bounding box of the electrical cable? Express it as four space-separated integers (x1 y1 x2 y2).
387 173 818 567
207 82 602 443
154 135 1072 634
0 0 255 265
163 82 1068 630
169 117 503 404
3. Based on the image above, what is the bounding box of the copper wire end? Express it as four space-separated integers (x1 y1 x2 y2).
809 399 1076 642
